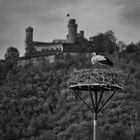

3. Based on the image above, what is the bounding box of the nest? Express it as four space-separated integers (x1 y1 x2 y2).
67 68 126 90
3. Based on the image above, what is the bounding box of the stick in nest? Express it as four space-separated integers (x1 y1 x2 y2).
67 68 126 88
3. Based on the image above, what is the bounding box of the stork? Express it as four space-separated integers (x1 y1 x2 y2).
91 52 113 67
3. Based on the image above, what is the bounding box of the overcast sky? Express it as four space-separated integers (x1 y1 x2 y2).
0 0 140 58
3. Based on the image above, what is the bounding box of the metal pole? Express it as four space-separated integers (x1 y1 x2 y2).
93 91 98 140
73 90 94 112
71 87 119 140
93 113 97 140
97 90 117 113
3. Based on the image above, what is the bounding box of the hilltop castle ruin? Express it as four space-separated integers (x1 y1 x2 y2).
25 19 86 53
18 19 91 66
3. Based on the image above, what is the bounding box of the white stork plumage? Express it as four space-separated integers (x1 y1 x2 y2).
91 52 113 67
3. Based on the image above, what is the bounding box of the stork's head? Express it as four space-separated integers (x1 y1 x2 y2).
91 52 96 57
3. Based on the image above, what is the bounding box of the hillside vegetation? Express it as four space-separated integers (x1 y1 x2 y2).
0 30 140 140
0 49 140 140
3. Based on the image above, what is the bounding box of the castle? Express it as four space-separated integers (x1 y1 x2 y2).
25 19 86 53
18 19 90 66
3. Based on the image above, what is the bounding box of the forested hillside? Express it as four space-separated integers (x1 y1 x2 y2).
0 49 140 140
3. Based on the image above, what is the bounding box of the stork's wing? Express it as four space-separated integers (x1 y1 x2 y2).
99 57 113 66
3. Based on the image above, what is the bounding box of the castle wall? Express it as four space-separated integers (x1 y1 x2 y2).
34 44 63 52
17 55 55 67
63 52 91 57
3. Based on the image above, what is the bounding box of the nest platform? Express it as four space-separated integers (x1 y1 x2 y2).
68 69 126 91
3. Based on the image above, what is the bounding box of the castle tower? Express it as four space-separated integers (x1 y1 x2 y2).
25 26 33 47
67 19 77 43
79 30 84 38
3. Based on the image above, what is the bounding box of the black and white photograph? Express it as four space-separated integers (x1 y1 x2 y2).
0 0 140 139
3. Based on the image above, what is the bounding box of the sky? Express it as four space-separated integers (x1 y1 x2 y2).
0 0 140 58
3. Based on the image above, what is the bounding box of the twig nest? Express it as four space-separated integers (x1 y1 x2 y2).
67 68 126 89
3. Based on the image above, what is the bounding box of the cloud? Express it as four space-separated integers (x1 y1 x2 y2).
121 6 140 27
0 0 82 29
110 0 140 27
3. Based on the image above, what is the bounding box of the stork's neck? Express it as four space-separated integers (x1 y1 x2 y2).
92 52 96 57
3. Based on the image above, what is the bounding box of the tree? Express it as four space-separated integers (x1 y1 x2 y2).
89 30 117 54
4 47 19 60
126 43 137 53
89 33 106 53
25 45 36 56
136 42 140 52
117 41 126 52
